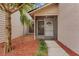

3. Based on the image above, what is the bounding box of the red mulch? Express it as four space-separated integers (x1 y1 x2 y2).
0 35 38 56
0 43 4 56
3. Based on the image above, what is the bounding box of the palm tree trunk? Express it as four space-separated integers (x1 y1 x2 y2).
4 12 12 53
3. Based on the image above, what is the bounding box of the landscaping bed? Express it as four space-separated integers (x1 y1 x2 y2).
0 35 39 56
35 39 48 56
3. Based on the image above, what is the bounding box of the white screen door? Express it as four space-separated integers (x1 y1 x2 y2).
45 17 53 36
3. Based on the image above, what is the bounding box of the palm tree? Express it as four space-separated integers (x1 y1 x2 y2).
0 3 35 53
19 4 34 35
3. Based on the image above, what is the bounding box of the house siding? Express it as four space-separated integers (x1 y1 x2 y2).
11 11 28 39
0 10 6 43
0 10 28 43
58 3 79 54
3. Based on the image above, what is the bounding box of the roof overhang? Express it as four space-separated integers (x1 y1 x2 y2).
29 3 57 15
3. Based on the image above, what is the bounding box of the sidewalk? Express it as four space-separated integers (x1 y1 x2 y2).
45 40 69 56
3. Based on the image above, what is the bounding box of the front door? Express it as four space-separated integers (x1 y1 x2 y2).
38 21 44 35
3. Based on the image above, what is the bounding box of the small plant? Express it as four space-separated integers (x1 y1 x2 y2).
39 40 47 51
35 39 48 56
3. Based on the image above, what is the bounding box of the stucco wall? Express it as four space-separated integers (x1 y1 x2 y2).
33 4 59 16
58 3 79 54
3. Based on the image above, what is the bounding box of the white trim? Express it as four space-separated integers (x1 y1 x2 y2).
34 14 59 16
34 16 36 40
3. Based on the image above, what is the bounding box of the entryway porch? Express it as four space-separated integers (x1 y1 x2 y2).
34 15 58 40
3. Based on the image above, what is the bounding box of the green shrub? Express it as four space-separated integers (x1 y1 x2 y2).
35 39 48 56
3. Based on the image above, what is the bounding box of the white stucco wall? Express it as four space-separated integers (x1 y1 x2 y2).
58 3 79 54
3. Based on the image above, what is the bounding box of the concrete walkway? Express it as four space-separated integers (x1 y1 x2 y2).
45 40 69 56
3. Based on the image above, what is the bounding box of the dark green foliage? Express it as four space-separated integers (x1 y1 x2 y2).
36 39 48 56
19 3 36 27
39 40 47 51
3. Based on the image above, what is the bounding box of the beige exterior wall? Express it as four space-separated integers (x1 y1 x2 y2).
0 10 28 43
32 4 59 16
58 3 79 54
11 11 28 39
0 10 6 43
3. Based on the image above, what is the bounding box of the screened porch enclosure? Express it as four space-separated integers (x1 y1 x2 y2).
35 16 58 40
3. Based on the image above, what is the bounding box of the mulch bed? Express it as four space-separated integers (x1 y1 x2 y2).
0 35 38 56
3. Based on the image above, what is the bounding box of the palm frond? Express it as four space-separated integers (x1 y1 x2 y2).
19 3 35 27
